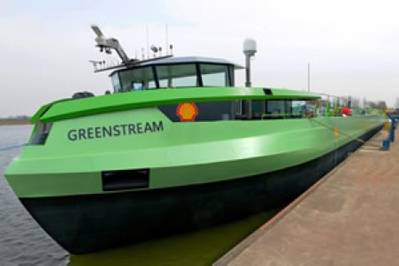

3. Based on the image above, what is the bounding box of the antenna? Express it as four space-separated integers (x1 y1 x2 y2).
150 45 158 57
91 25 131 64
146 25 150 59
89 60 105 71
165 24 169 55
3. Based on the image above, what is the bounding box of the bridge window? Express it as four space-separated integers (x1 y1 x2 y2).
119 67 157 92
157 64 198 88
112 62 235 92
200 64 230 87
111 73 121 92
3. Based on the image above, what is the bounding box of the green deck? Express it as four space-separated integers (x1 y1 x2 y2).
32 87 319 123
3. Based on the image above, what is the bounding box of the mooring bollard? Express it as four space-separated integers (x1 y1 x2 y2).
382 115 397 150
391 119 397 142
382 139 390 151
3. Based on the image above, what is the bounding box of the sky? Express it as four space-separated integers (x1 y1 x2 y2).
1 0 398 116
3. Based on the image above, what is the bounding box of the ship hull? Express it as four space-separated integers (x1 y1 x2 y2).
19 125 381 254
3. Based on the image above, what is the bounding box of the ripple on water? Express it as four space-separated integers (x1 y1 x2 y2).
0 125 69 266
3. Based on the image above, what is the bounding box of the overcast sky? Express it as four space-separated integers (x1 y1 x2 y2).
1 0 398 116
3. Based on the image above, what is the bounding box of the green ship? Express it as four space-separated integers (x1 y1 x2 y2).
5 26 384 254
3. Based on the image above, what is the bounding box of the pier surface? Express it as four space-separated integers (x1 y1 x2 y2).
215 130 399 266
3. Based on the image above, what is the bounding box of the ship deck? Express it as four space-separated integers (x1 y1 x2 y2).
215 128 399 266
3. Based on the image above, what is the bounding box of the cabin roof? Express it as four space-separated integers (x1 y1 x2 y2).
108 56 244 76
134 56 244 69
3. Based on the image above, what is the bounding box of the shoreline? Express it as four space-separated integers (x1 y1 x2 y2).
0 119 31 126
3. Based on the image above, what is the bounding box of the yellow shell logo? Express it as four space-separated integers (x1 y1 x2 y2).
176 103 198 122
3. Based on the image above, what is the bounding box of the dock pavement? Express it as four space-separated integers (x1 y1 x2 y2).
215 129 399 266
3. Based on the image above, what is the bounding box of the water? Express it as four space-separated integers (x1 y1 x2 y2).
0 125 279 266
0 125 68 266
70 210 278 266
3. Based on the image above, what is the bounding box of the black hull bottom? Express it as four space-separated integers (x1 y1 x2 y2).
21 126 382 254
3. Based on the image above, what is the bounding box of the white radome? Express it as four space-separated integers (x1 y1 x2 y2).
243 38 257 56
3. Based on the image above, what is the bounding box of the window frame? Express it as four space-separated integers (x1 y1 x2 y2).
156 63 199 88
117 65 158 92
199 63 233 87
110 62 235 92
110 72 122 93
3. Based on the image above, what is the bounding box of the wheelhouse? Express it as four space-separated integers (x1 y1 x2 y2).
109 57 243 92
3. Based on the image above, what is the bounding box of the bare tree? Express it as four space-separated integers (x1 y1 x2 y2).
376 101 387 110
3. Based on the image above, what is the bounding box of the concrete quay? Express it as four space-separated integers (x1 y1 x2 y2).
215 129 399 266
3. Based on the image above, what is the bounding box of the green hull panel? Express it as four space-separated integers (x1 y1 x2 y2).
17 126 381 254
5 106 384 198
